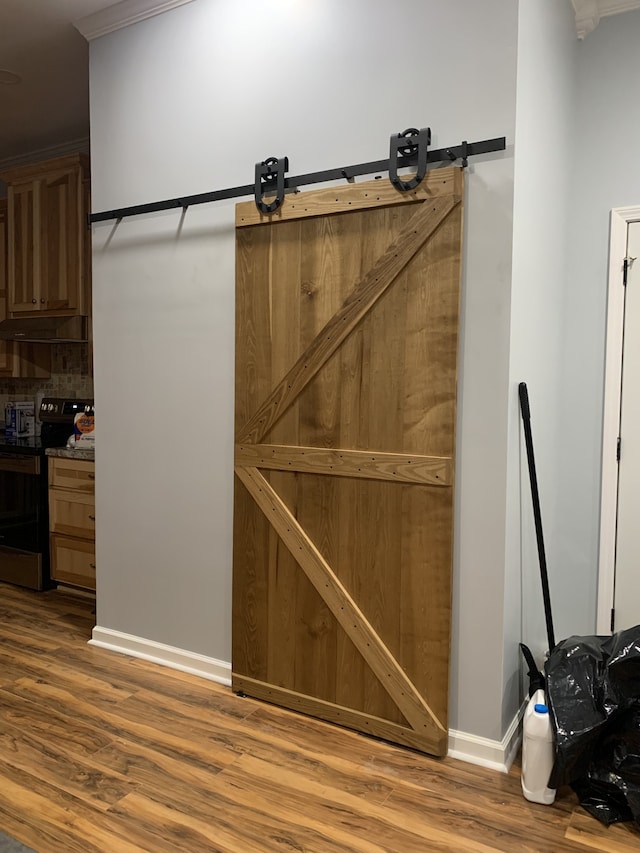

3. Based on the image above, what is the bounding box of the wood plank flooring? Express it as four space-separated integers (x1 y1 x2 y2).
0 582 637 852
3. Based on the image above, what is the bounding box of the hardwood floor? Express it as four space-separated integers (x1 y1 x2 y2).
0 582 637 853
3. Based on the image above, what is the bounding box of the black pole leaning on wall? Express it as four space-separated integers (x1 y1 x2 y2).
89 135 506 225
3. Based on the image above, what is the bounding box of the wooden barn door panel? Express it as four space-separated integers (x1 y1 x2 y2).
233 168 463 756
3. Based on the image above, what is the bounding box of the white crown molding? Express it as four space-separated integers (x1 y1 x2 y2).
572 0 640 38
599 0 640 12
0 136 90 174
74 0 195 42
572 0 600 38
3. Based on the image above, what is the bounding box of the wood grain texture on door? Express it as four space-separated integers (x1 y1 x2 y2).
233 167 464 756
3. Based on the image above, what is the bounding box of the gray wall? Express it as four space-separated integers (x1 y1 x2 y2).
557 9 640 643
89 0 518 740
503 0 578 728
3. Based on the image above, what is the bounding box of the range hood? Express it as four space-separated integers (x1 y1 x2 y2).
0 315 87 343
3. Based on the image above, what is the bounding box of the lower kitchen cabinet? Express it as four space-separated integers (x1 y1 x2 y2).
50 534 95 590
48 457 95 591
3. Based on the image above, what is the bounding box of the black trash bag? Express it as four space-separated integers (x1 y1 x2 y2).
571 707 640 826
544 626 640 828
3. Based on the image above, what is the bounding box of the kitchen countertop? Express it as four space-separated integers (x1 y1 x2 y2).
45 446 95 461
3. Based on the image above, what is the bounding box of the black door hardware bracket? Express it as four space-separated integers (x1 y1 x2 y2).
89 129 506 224
255 156 289 214
389 127 430 192
446 140 468 167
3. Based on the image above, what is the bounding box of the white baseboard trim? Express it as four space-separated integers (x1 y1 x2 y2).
89 626 524 773
89 626 232 686
448 701 526 773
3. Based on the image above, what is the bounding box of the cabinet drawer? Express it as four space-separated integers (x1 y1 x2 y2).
49 489 95 538
50 534 95 591
49 457 95 493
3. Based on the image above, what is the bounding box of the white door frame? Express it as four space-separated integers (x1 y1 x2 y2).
597 205 640 634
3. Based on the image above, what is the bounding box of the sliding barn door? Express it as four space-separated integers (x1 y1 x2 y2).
233 167 463 756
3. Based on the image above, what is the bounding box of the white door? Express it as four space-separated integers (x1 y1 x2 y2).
614 220 640 631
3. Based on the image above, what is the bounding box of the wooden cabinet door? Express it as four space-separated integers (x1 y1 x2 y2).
48 458 96 592
40 166 83 313
233 168 463 756
0 198 49 377
49 457 95 493
50 534 96 590
7 182 38 313
49 489 96 539
0 199 6 310
0 199 10 373
3 154 89 317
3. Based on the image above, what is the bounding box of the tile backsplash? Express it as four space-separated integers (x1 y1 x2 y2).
0 344 93 414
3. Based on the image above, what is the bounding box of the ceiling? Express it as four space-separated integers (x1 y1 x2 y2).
0 0 121 169
1 0 640 172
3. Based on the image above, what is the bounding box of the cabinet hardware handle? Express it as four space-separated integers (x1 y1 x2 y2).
88 473 95 480
88 514 95 521
31 299 37 304
40 298 46 304
89 563 96 569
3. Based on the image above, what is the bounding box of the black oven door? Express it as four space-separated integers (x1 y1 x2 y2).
0 452 47 590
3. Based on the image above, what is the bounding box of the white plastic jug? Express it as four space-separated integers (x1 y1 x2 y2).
521 688 556 805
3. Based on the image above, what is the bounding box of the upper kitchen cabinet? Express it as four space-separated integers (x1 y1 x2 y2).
0 154 91 317
0 199 50 378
